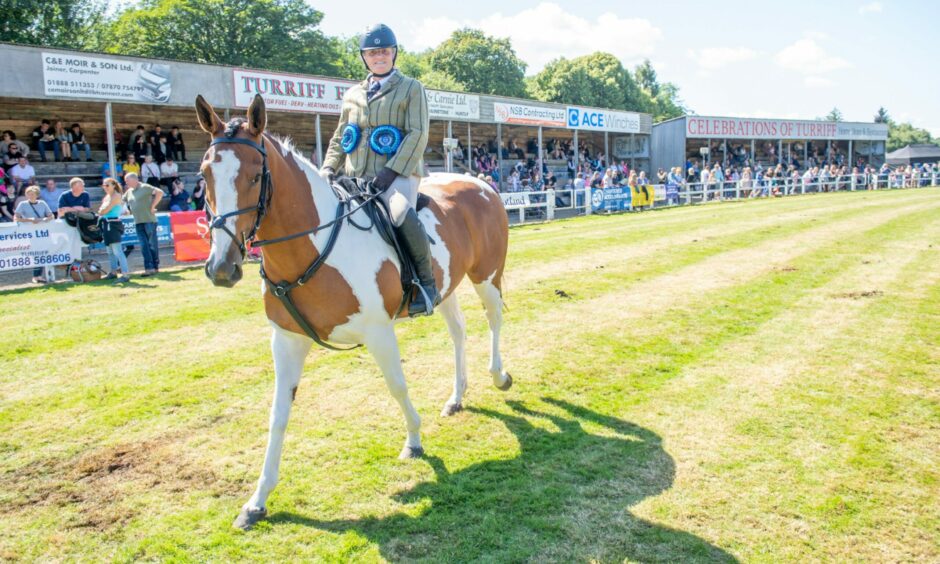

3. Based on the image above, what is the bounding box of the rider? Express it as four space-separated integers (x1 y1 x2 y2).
321 23 440 317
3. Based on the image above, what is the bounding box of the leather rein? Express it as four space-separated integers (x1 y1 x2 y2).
205 135 384 351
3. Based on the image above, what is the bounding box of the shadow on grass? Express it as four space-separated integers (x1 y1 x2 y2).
272 398 736 562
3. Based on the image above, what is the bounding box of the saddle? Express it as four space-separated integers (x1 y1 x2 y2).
63 211 104 245
333 177 432 302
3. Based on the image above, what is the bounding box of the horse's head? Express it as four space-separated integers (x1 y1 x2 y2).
195 93 268 287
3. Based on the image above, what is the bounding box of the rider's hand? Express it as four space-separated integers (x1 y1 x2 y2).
320 167 335 185
372 167 399 192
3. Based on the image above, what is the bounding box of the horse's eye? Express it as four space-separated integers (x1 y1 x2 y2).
253 174 262 184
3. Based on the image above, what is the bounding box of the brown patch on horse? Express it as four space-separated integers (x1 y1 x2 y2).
376 259 404 319
259 137 361 338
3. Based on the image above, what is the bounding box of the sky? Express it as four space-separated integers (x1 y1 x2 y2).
308 0 939 135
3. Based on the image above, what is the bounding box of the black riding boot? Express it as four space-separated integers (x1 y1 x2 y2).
395 208 442 316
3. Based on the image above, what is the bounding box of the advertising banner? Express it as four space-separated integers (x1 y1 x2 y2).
613 135 649 159
590 186 632 212
567 106 641 133
42 52 171 103
493 102 566 127
233 69 355 114
427 90 480 120
169 211 211 262
685 117 888 141
0 220 82 272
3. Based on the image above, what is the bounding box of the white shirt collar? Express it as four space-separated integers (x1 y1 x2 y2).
368 69 397 89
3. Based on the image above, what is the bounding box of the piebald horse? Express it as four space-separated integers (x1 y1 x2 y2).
195 94 512 530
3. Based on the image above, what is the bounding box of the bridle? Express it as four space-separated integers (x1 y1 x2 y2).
205 136 271 256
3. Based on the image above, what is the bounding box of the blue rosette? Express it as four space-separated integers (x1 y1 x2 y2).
340 124 361 154
369 125 403 156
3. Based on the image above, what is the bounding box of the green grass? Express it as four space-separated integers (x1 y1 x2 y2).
1 189 938 562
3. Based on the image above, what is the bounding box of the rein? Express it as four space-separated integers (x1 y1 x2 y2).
206 134 366 351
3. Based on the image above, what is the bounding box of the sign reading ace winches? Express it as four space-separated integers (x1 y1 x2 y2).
566 106 642 134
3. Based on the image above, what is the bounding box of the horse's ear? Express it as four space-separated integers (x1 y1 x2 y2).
195 95 223 135
247 94 266 137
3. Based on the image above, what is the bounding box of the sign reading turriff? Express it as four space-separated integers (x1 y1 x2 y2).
42 52 172 103
685 117 889 140
233 69 355 114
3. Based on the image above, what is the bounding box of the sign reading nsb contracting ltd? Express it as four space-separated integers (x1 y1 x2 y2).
42 52 172 103
493 102 567 127
567 106 641 133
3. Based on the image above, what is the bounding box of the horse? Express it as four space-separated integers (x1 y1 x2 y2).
194 94 512 530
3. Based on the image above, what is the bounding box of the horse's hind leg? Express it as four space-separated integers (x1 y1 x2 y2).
473 275 512 391
439 292 467 416
365 327 424 459
234 325 311 530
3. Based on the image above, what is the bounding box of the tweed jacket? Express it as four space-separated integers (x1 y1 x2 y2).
323 69 429 179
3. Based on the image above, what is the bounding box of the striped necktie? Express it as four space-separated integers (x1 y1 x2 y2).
367 80 381 101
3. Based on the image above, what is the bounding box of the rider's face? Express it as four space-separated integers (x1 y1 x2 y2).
363 47 395 75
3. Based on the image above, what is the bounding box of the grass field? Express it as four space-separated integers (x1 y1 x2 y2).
1 188 938 562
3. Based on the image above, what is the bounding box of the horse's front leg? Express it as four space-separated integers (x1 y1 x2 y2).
365 327 423 459
234 325 311 530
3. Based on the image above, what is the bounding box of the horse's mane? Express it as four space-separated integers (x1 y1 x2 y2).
222 117 321 175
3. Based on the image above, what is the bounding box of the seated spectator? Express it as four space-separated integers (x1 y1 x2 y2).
130 125 149 160
108 126 127 162
9 157 36 190
167 126 186 161
53 121 74 162
148 125 168 163
192 176 207 210
159 157 179 191
3 140 28 171
140 155 161 185
58 177 91 215
40 178 62 216
0 184 14 222
168 178 191 211
1 131 29 163
31 119 61 162
14 185 55 283
123 154 141 179
68 123 93 161
102 160 123 181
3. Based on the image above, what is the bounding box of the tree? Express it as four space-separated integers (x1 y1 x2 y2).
634 59 687 121
874 107 892 124
634 59 659 97
103 0 339 76
428 28 527 97
887 122 934 152
529 53 641 111
825 107 843 122
0 0 107 49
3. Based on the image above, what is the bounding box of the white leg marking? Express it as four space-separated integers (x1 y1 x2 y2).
439 293 467 416
244 325 311 512
365 327 423 456
473 275 510 388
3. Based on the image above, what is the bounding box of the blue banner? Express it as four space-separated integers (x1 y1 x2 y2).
90 213 174 248
590 186 632 212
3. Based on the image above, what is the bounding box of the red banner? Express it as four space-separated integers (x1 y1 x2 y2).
169 211 210 262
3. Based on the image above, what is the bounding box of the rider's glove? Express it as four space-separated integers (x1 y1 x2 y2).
372 167 399 193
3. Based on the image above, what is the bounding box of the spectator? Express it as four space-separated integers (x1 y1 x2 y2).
167 126 186 161
130 126 149 161
123 154 141 179
40 178 62 216
31 119 61 162
102 160 123 181
148 125 168 163
108 126 127 162
140 155 160 185
168 178 191 211
0 184 14 222
192 176 207 210
68 123 93 162
9 157 36 190
159 157 179 191
1 131 30 164
2 141 28 171
98 177 130 283
53 121 74 162
123 172 163 276
58 177 91 215
14 185 55 283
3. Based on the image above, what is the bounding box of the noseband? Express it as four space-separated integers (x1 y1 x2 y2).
205 136 271 256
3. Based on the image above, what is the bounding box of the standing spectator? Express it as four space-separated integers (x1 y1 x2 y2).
130 126 149 161
40 179 62 216
140 155 161 186
10 157 37 190
123 172 163 276
69 123 93 162
14 185 55 283
31 120 61 162
98 177 130 283
58 177 91 215
53 121 74 162
1 131 30 164
159 157 179 191
167 126 186 161
123 154 141 179
168 178 191 211
192 176 207 211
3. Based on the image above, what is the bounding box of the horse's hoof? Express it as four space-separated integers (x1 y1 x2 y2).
441 402 463 417
233 506 267 531
399 445 424 459
496 373 513 391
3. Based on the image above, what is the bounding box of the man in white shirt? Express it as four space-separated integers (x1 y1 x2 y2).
10 157 36 189
159 156 179 191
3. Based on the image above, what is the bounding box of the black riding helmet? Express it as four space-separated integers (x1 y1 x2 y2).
360 23 398 75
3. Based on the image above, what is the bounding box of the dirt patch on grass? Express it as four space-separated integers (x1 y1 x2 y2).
2 435 241 531
832 290 884 300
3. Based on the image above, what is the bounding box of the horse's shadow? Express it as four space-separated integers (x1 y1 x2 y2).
272 398 736 562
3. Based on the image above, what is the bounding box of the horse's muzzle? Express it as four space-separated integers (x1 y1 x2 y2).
205 260 243 287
